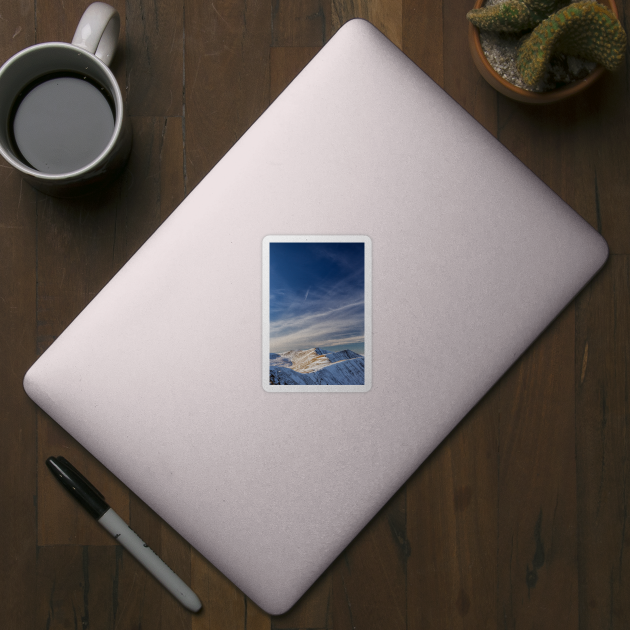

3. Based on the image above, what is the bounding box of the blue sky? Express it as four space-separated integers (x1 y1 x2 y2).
269 242 365 354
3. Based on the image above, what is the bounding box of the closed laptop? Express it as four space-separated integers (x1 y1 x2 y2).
24 19 608 614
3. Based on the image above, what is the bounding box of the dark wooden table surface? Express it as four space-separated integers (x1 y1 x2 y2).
1 0 629 628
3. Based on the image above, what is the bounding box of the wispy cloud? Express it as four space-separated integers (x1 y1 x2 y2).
270 272 364 353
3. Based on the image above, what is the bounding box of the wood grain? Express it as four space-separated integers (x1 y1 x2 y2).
0 4 38 629
270 47 322 102
576 256 630 629
497 304 579 629
403 0 444 87
271 0 331 46
184 0 271 191
583 72 630 254
407 392 499 629
125 0 184 117
36 545 119 630
443 0 497 131
331 486 408 630
332 0 403 48
0 152 38 630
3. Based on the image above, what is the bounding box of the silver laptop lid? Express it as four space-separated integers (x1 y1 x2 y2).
24 19 607 614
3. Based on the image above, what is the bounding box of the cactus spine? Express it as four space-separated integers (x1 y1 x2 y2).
467 0 568 33
516 1 627 85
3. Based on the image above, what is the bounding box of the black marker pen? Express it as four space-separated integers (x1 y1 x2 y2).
46 456 202 612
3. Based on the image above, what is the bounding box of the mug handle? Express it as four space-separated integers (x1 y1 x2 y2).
71 2 120 67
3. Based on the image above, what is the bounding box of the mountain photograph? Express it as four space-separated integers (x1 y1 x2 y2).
268 241 366 387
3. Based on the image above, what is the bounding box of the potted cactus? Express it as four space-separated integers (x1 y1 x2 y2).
467 0 627 103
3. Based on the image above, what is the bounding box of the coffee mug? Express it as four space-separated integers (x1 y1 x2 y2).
0 2 132 197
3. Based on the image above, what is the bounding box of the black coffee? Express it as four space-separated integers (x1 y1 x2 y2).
10 73 115 174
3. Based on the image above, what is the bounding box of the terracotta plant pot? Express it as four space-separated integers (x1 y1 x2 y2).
468 0 619 103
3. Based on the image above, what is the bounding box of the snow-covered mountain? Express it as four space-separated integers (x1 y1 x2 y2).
270 348 332 373
269 348 364 385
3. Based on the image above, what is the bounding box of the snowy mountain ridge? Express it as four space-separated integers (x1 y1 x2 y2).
269 347 365 386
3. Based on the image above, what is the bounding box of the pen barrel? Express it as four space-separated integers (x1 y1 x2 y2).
98 508 202 612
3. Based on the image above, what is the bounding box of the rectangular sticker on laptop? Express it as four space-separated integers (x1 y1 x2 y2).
262 235 372 392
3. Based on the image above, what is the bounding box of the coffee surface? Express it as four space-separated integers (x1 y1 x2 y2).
12 74 115 174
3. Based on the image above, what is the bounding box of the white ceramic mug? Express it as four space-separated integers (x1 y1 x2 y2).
0 2 131 197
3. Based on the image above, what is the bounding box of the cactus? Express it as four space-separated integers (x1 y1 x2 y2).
516 1 627 85
467 0 568 33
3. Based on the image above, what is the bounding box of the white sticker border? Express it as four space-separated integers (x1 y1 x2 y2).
262 235 372 393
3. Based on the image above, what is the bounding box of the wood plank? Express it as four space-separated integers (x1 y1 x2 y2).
270 47 321 103
0 4 38 629
492 36 626 628
331 0 402 48
126 0 184 117
36 545 119 630
271 0 332 46
583 71 630 254
330 486 407 630
575 256 630 629
0 136 38 630
407 392 499 629
247 599 272 630
402 0 444 88
0 0 36 55
497 305 578 628
443 0 497 131
492 68 615 630
184 0 272 192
